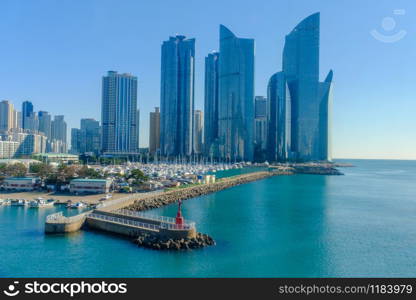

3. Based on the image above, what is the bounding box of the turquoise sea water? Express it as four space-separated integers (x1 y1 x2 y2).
1 159 416 277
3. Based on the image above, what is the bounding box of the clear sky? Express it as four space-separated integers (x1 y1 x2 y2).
1 0 415 159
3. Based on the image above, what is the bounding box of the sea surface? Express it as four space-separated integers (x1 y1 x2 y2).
1 159 416 277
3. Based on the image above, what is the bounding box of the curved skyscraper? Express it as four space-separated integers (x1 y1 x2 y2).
218 25 254 162
267 72 291 162
277 12 333 161
160 35 195 157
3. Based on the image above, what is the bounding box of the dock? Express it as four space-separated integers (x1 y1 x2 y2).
44 170 277 243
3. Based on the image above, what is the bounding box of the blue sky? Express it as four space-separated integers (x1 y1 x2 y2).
0 0 415 159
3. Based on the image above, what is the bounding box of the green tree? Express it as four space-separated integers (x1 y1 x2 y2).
0 163 7 175
77 166 101 179
56 164 77 185
29 163 54 180
126 169 148 187
5 163 27 177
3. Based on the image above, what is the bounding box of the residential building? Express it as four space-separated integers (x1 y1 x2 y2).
101 71 138 154
149 107 160 154
160 35 195 157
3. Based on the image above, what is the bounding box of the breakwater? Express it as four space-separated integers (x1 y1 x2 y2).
127 171 276 211
135 232 215 250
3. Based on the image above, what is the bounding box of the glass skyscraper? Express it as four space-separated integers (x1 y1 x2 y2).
268 12 333 162
22 101 33 129
218 25 255 162
254 96 267 151
204 51 219 157
160 35 195 157
101 71 138 154
267 72 291 161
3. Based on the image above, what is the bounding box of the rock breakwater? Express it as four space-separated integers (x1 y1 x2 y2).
135 232 215 250
127 171 275 211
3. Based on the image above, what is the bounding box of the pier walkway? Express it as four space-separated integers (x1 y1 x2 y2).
45 170 275 238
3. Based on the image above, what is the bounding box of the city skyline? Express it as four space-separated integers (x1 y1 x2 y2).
1 0 415 159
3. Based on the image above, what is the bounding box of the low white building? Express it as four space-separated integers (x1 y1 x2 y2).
70 179 112 194
3 177 38 191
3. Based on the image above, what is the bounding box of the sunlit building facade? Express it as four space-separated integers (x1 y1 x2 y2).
160 35 195 157
204 51 220 157
267 72 291 161
218 25 254 162
269 12 333 162
101 71 138 154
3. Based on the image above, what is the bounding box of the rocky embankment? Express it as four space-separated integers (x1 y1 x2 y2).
292 164 344 175
271 163 344 175
127 171 275 211
135 232 215 250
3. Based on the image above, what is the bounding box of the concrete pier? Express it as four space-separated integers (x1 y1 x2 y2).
44 170 277 244
45 211 91 233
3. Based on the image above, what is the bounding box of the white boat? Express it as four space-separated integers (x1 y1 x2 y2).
68 202 86 209
11 199 27 206
28 198 56 208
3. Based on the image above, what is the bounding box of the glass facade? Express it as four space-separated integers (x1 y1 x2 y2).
280 12 333 161
204 51 219 157
160 35 195 157
101 71 138 153
267 72 291 161
218 25 254 162
22 101 33 129
254 96 267 151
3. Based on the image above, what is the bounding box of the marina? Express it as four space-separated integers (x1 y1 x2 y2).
43 170 276 248
1 160 415 277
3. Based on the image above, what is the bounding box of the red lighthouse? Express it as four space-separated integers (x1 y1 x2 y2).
175 200 184 228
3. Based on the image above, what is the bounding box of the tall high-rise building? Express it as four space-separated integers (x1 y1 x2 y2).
149 107 160 154
51 115 67 153
136 109 140 150
160 35 195 157
71 128 81 154
194 110 203 154
267 72 291 161
22 101 33 129
14 111 21 129
281 12 333 161
254 96 267 151
80 118 101 155
204 51 220 157
101 71 138 154
38 111 52 139
218 25 255 161
24 112 39 132
0 100 15 132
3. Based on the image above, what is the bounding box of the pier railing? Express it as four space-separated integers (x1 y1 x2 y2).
88 213 159 231
88 213 195 231
46 211 89 224
159 222 195 231
46 212 64 222
115 209 186 224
